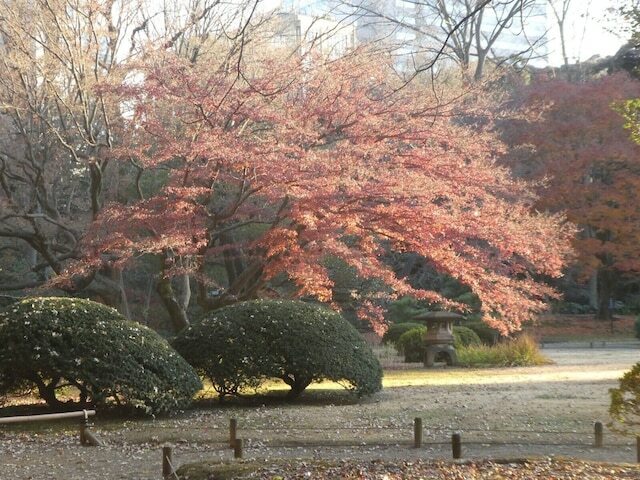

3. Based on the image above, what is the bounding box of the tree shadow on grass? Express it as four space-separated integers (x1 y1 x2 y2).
192 387 376 409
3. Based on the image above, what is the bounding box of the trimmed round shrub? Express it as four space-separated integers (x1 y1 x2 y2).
172 299 383 399
610 362 640 434
382 322 425 346
466 321 501 345
0 297 201 415
396 327 427 362
453 326 482 348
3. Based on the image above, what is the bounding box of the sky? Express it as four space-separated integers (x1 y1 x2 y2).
259 0 630 67
545 1 628 66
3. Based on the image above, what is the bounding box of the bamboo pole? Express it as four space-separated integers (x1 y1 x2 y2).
0 410 96 424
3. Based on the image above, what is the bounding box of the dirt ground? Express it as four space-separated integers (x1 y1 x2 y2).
1 345 639 479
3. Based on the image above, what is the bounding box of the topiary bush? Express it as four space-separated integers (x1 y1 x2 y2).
466 320 501 345
382 322 425 346
396 327 427 362
172 299 383 399
610 363 640 434
453 326 482 348
0 297 201 415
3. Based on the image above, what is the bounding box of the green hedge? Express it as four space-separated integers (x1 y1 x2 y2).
382 322 424 346
466 321 501 345
396 327 427 362
172 299 383 399
453 326 482 348
0 297 201 415
396 326 481 363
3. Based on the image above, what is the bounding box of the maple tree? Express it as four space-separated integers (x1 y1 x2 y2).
502 73 640 321
0 0 270 320
70 47 571 335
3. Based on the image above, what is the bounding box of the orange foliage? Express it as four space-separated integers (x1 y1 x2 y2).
504 73 640 316
77 50 572 334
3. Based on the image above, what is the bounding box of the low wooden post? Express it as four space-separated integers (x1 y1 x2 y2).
233 438 243 459
636 436 640 463
229 418 237 448
413 417 422 448
162 445 174 478
594 421 604 447
452 433 462 459
79 421 86 445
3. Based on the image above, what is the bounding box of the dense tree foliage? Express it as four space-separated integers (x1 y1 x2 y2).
0 297 201 415
0 0 278 329
172 299 383 398
68 47 574 335
0 0 602 339
503 73 640 320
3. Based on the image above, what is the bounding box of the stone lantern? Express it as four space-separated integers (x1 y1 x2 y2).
413 311 464 367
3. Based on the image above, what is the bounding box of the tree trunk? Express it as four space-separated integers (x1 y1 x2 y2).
82 271 130 317
33 376 63 408
176 258 191 311
282 374 312 400
157 275 190 333
596 269 615 330
142 276 154 323
220 232 247 286
474 51 486 82
109 266 131 319
588 273 598 310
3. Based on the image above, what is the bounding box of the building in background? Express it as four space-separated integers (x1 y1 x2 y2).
265 0 357 58
351 0 551 70
265 0 552 71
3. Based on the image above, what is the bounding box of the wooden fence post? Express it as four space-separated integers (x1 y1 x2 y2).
594 421 603 448
636 436 640 463
162 445 174 478
79 410 103 446
229 418 237 448
452 433 462 459
234 438 243 459
413 417 422 448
